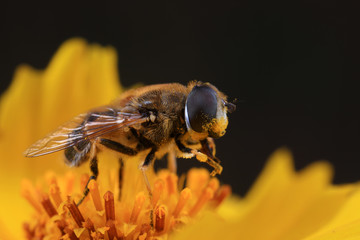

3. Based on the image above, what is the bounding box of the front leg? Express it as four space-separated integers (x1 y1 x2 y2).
200 138 221 164
175 137 223 176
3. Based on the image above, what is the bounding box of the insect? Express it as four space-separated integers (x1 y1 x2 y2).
25 81 235 204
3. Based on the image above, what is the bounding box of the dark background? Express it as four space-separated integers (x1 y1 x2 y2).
1 1 359 195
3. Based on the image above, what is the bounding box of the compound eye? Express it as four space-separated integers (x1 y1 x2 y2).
185 85 218 133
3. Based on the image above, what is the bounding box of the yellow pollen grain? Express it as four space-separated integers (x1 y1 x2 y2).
130 192 146 224
189 187 214 217
173 188 192 218
88 179 103 211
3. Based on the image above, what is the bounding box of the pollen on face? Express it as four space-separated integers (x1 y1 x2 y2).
22 168 231 240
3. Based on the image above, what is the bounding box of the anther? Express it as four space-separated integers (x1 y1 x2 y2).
212 185 232 208
49 183 62 208
40 193 57 217
207 178 220 193
104 191 115 221
23 223 34 239
64 227 79 240
139 224 151 238
130 192 146 224
166 173 178 195
84 218 96 232
89 179 103 211
21 180 42 213
152 179 165 207
64 172 75 196
83 218 95 240
173 188 192 218
65 198 85 227
187 169 209 195
106 220 119 240
80 174 90 192
189 187 214 217
155 205 167 233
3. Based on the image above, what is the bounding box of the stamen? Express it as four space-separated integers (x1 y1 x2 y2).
173 188 192 218
106 220 119 240
138 224 151 238
155 205 167 233
83 218 96 232
40 193 57 217
44 171 57 185
104 191 115 221
88 179 103 211
64 172 75 196
166 173 178 195
49 183 62 208
189 187 214 217
23 223 34 239
187 169 210 195
66 198 85 227
130 192 146 224
212 184 232 208
23 168 230 239
80 174 90 192
56 219 67 235
83 218 95 240
152 179 165 207
64 227 79 240
21 180 42 213
207 178 220 192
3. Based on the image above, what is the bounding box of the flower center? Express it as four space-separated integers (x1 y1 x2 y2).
22 168 231 239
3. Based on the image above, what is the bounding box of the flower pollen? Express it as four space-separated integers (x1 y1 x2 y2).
22 168 231 239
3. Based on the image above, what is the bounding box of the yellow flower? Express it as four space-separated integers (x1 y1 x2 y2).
2 38 360 239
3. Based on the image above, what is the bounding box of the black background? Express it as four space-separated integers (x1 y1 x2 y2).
1 1 359 196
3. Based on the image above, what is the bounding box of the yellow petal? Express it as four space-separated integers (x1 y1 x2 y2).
304 187 360 239
173 149 358 240
304 219 360 240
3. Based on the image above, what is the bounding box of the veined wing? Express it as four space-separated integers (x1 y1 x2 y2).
24 108 146 157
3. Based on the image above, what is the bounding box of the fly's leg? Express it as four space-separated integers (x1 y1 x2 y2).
118 158 124 201
98 138 140 200
140 147 157 197
200 138 222 176
140 147 158 229
175 137 223 177
77 155 99 205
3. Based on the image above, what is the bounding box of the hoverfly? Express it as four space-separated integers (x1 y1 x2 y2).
25 81 235 204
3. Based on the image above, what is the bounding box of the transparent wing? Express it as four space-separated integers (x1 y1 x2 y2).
24 107 147 157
